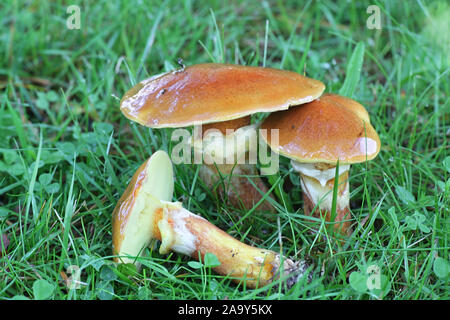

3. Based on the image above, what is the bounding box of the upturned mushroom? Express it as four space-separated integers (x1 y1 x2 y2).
120 63 325 212
260 94 381 235
112 150 310 289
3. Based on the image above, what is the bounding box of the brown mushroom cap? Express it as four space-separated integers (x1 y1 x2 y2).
112 151 174 262
260 93 381 164
120 63 325 128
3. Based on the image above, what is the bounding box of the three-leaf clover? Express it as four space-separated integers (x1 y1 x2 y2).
404 211 430 233
35 173 60 194
36 90 59 110
188 252 221 269
33 279 55 300
348 262 391 299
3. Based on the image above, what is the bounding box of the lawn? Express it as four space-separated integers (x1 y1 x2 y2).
0 0 448 300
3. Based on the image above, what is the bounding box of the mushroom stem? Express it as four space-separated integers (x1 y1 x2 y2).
152 200 309 289
112 151 310 289
291 161 352 235
199 162 275 213
194 118 275 213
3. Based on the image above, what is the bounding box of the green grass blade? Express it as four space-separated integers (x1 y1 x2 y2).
339 42 365 97
330 159 340 229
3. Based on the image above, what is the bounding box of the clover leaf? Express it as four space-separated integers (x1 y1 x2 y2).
404 211 430 233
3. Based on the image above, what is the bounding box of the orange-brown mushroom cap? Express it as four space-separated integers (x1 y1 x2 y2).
120 63 325 128
260 93 381 164
112 151 174 263
112 159 148 255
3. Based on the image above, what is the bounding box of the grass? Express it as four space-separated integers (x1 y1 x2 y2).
0 0 448 300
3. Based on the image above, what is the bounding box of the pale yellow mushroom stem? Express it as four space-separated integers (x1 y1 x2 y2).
194 117 275 213
291 161 352 235
153 200 309 289
112 151 310 289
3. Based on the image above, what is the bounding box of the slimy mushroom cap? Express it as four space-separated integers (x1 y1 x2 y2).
260 93 381 165
120 63 325 128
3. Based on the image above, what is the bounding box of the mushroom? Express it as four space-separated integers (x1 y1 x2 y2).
112 150 310 289
260 94 381 235
120 63 325 213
